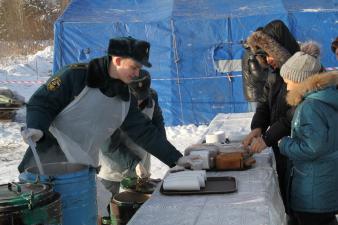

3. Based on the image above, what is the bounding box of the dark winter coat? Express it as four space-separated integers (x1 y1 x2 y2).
18 56 182 172
139 89 166 136
247 20 300 149
241 49 268 102
111 89 166 143
108 89 166 164
279 71 338 213
245 21 300 207
251 72 295 148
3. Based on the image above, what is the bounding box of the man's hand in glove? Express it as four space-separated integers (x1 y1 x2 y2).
176 155 203 170
135 162 151 179
21 128 43 144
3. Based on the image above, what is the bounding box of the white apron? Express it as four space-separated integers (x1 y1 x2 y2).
98 99 155 181
49 86 130 166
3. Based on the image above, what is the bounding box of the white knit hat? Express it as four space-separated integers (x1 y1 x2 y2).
280 42 321 83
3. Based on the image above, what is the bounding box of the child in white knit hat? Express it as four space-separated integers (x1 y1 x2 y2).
279 42 338 225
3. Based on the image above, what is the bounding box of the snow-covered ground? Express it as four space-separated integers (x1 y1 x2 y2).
2 46 337 224
0 47 209 184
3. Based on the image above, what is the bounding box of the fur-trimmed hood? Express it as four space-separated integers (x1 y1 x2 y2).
246 30 291 68
246 20 299 69
286 71 338 106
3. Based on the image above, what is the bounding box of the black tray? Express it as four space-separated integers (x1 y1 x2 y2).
160 176 237 195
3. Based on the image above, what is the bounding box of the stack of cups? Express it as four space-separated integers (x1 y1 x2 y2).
205 131 225 144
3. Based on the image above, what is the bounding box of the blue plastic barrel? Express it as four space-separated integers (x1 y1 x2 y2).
19 162 97 225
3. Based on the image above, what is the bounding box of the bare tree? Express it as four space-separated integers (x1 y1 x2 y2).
0 0 69 57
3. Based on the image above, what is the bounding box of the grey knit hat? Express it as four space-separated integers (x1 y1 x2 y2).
280 41 321 83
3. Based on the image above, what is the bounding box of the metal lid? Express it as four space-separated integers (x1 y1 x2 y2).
0 182 54 212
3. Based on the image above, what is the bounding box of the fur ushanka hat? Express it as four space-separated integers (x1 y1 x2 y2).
108 36 152 67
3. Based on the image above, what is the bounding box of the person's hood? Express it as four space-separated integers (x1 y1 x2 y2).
262 20 300 56
286 71 338 110
246 31 291 69
246 20 300 69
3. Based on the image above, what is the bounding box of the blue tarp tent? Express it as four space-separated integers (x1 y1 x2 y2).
53 0 338 125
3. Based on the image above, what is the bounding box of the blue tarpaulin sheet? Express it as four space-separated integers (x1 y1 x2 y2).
53 0 338 125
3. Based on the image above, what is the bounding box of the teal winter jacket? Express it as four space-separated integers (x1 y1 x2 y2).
279 71 338 213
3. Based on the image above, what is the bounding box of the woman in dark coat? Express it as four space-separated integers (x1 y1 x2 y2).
242 20 299 210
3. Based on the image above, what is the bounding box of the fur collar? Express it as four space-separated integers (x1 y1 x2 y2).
86 56 130 101
246 31 291 68
86 57 109 87
286 71 338 106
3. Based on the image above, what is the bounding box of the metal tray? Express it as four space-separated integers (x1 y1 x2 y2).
160 176 237 195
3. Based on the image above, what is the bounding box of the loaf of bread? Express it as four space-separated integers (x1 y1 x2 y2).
215 152 244 170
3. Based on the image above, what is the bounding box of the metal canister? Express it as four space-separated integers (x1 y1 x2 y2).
110 191 150 225
19 162 97 225
0 182 62 225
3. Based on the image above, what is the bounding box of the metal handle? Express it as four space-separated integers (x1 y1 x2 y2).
8 182 22 193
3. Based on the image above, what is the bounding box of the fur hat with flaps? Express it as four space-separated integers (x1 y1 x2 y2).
246 20 299 69
280 41 322 83
108 36 152 67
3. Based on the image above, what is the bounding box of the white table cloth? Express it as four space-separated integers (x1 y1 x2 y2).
128 113 286 225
